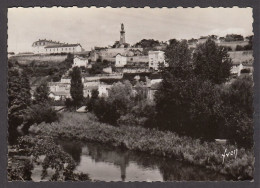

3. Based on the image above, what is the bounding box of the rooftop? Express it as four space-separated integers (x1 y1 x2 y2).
45 43 81 48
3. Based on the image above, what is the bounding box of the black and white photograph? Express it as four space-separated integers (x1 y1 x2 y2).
7 7 254 182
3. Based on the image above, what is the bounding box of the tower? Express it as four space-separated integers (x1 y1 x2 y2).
119 23 126 44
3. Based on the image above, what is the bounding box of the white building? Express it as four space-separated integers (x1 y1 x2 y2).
44 44 82 54
148 51 165 70
115 54 127 67
73 56 89 68
32 39 82 54
49 91 71 101
231 63 244 76
98 84 112 97
103 66 113 74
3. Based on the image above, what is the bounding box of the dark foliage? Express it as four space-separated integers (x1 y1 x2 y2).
33 82 50 104
154 39 253 148
8 68 31 139
225 34 244 42
193 38 232 84
69 67 84 106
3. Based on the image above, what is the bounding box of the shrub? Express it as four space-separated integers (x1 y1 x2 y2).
22 104 59 132
219 76 253 148
241 68 250 74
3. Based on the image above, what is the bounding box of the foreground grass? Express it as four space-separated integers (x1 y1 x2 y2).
29 112 254 180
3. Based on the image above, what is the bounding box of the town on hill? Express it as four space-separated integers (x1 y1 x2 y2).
9 24 253 102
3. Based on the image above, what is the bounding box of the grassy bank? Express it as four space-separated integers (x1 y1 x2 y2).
29 112 254 180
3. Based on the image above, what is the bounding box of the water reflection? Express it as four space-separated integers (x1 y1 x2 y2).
57 140 232 181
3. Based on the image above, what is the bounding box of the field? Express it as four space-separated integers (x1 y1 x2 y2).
29 112 254 180
220 41 249 51
228 51 253 65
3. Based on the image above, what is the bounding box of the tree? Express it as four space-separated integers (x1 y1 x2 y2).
8 68 31 140
193 38 232 84
155 40 193 132
107 81 134 115
89 62 103 75
90 81 135 125
133 39 160 48
225 34 244 42
219 76 253 147
91 89 99 100
86 89 99 112
154 40 224 139
70 67 84 106
33 82 50 104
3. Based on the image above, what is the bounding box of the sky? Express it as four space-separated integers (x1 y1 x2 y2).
8 7 253 53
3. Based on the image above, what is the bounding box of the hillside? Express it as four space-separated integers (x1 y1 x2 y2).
8 54 74 87
228 50 253 65
9 54 68 65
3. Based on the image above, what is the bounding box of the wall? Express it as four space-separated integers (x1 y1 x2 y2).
127 56 149 63
9 54 68 64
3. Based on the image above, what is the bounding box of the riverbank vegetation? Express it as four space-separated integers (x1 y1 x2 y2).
29 112 254 180
8 135 89 181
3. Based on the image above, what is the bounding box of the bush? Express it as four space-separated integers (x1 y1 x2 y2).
219 76 253 148
22 104 59 132
235 45 245 51
241 68 250 74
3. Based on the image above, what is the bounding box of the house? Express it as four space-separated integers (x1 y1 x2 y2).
231 63 244 76
115 54 127 67
98 84 112 97
148 51 165 70
83 85 99 98
103 66 113 74
73 56 89 68
76 106 88 113
49 91 71 101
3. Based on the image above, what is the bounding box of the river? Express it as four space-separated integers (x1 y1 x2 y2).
48 140 232 181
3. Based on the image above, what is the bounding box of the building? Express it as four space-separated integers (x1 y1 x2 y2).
32 39 83 54
45 44 82 54
115 54 127 67
98 84 112 97
148 51 165 70
103 66 113 74
73 56 89 68
231 63 244 76
120 23 126 45
49 91 71 101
